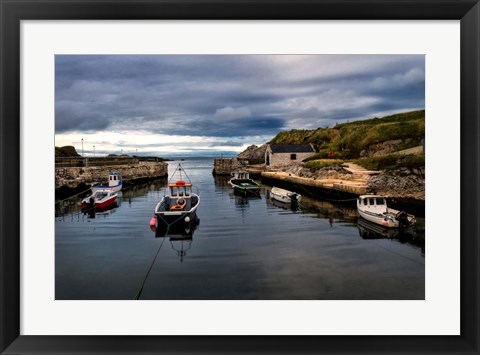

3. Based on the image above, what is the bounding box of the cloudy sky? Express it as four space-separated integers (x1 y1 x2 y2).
55 55 424 157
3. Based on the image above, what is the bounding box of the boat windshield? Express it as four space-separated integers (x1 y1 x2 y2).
376 198 385 205
170 186 191 197
95 192 108 199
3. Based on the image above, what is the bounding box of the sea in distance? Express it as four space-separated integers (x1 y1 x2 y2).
55 157 425 300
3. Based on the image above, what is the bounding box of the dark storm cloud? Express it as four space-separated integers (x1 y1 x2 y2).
55 55 425 137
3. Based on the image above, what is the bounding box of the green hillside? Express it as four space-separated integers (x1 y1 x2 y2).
269 110 425 159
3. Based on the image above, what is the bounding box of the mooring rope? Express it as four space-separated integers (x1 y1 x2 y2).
291 181 359 203
55 188 92 204
133 229 168 300
133 213 191 300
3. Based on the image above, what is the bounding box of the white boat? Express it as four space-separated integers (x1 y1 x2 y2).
81 189 118 210
151 164 200 232
91 172 123 193
357 195 416 228
270 186 301 204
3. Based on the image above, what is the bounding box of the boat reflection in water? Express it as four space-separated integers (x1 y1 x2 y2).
264 184 358 226
357 216 425 253
82 201 119 219
150 216 200 262
268 193 302 212
230 192 261 205
229 192 261 224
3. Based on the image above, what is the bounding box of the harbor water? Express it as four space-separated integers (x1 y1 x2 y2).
55 157 425 300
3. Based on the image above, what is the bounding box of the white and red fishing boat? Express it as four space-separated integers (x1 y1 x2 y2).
91 172 123 193
81 189 118 210
150 164 200 232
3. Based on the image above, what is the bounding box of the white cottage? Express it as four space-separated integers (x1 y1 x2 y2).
265 144 316 168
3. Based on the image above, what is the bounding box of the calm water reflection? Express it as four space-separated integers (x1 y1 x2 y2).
55 157 425 300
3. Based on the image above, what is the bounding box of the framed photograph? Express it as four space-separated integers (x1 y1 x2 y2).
1 0 479 354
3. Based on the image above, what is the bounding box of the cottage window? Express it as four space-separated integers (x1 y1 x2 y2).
290 154 297 160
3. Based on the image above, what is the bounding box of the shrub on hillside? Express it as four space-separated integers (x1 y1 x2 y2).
356 154 425 171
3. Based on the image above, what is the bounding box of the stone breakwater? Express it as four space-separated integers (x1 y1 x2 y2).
270 163 425 201
212 158 242 175
55 161 168 189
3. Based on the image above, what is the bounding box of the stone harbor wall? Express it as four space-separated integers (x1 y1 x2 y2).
212 158 242 175
55 161 168 189
367 167 425 201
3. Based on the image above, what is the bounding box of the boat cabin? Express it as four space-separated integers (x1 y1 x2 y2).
108 172 122 187
166 180 193 210
168 180 192 197
358 195 388 214
231 170 250 180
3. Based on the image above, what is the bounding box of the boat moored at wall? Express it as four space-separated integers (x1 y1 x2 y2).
81 189 118 210
228 169 261 196
91 172 123 193
270 186 301 204
357 195 416 228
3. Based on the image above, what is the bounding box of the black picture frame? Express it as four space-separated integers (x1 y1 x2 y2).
1 1 479 354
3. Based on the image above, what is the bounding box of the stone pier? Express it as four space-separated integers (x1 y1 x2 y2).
261 171 367 196
55 161 169 189
212 158 242 175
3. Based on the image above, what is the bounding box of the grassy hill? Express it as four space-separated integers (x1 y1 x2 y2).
269 110 425 159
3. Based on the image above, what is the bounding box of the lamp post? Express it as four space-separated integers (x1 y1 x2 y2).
81 138 84 156
93 145 95 157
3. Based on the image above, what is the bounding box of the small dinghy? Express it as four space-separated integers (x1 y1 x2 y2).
228 169 261 196
357 195 416 228
151 164 200 231
81 189 118 210
91 172 123 193
270 186 301 204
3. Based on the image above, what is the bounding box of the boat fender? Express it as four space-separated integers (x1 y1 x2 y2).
149 216 157 227
185 216 190 223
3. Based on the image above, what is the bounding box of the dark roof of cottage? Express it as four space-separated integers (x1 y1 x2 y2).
269 144 315 153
